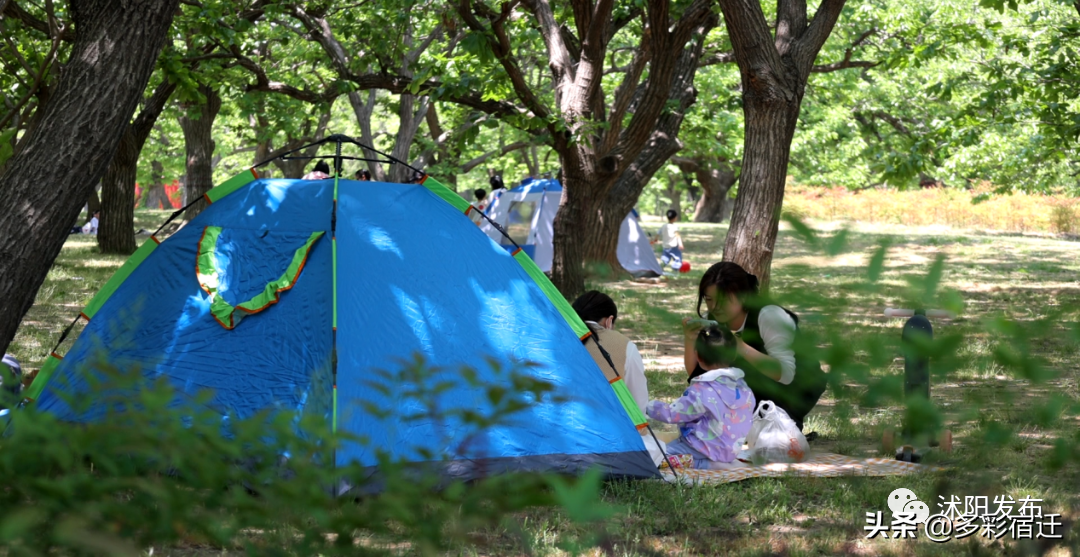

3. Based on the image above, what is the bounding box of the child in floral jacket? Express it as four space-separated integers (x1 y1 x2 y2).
647 326 755 467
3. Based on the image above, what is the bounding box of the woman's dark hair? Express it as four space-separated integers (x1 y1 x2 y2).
695 326 737 368
666 209 678 221
489 174 504 189
313 160 331 174
474 188 487 201
696 261 760 317
572 290 618 324
356 169 371 180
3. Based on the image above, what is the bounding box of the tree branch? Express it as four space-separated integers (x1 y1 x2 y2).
458 0 553 127
617 0 714 167
698 50 736 67
231 45 340 104
1 0 75 41
792 0 848 72
810 28 877 73
858 109 912 136
461 140 533 173
0 29 59 130
775 0 808 57
602 33 650 153
131 80 179 150
715 0 786 78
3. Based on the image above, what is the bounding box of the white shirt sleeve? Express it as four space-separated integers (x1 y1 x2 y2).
623 341 649 415
758 305 797 385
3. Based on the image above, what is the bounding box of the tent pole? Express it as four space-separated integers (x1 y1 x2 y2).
332 142 340 449
586 332 679 483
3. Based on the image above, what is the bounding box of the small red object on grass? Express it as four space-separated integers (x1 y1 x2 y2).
679 261 691 273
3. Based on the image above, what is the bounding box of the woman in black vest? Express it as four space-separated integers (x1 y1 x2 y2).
682 262 827 433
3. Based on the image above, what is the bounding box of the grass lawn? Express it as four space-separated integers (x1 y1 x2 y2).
10 211 1080 556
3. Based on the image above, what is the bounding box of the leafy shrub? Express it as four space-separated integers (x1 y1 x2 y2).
0 356 613 556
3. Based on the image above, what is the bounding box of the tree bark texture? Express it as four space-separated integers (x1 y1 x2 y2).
179 85 222 221
0 0 180 356
674 156 736 223
97 80 177 254
717 0 846 289
97 134 140 254
145 159 169 209
85 185 101 217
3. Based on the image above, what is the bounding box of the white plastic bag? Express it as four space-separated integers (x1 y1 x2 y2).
744 401 809 464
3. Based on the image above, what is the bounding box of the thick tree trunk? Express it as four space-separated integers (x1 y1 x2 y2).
0 0 180 356
97 81 177 254
675 157 736 223
387 93 428 183
717 0 847 290
179 85 222 221
723 100 802 288
551 152 600 296
85 185 101 216
693 167 735 223
145 160 169 209
665 174 682 215
97 135 139 254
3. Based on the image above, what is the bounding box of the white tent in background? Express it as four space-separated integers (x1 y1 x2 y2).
481 178 662 277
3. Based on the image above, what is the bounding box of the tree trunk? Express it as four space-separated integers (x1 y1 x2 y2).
722 100 802 289
179 85 222 221
146 160 169 209
85 185 101 216
97 80 177 254
0 0 180 356
97 134 139 254
550 153 600 296
693 166 735 223
675 156 736 223
665 174 682 215
716 0 848 290
387 93 428 183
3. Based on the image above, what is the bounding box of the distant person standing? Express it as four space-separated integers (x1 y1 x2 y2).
658 209 683 273
469 189 488 225
489 174 506 198
302 161 332 180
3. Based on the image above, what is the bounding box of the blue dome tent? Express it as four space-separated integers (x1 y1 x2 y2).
24 136 661 482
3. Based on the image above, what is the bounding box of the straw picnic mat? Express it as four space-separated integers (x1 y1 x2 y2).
659 451 944 485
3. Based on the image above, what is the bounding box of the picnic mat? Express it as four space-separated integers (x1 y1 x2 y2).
659 451 944 485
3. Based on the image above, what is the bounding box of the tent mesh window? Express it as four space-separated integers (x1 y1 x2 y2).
504 201 536 245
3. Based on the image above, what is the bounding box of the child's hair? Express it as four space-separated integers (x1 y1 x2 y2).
572 290 617 324
313 160 331 174
666 209 678 221
695 326 737 368
474 188 487 201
